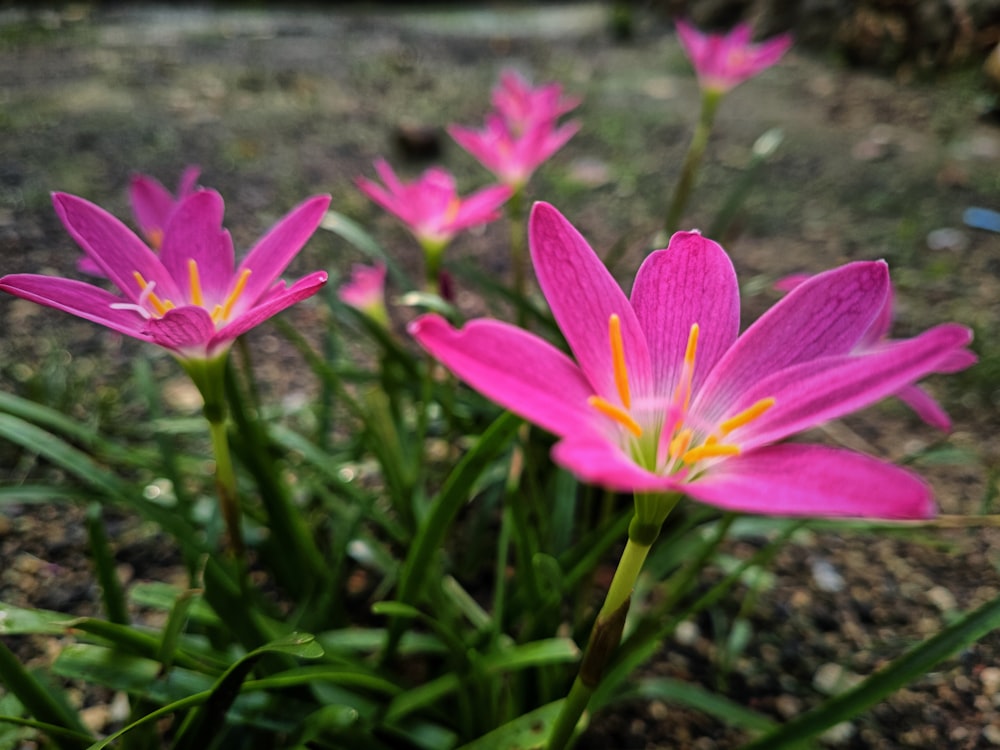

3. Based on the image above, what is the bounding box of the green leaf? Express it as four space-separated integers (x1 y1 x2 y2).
320 210 411 287
738 590 1000 749
625 677 776 732
0 603 75 635
455 700 567 750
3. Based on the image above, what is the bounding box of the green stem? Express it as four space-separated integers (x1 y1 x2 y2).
664 89 722 237
547 493 677 750
208 416 244 563
507 189 527 317
422 239 448 294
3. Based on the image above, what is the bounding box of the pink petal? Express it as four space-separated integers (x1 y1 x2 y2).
128 174 175 241
0 274 152 341
235 194 331 305
896 384 953 431
732 323 973 447
52 192 182 302
529 202 652 401
158 190 235 302
697 260 889 417
212 270 328 349
552 437 687 493
684 444 935 519
176 166 202 196
631 231 739 398
146 306 216 352
451 184 512 230
408 314 598 440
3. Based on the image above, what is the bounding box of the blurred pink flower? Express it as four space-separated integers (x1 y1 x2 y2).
449 71 580 190
78 166 201 276
775 274 976 430
676 20 792 94
411 203 975 519
339 261 388 325
1 190 330 361
356 159 511 251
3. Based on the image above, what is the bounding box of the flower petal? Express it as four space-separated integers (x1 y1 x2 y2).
529 202 652 400
145 306 216 353
409 314 598 440
731 323 973 447
552 437 686 493
236 194 332 305
684 444 935 519
212 270 328 350
896 384 952 431
128 174 175 241
0 274 152 341
631 231 739 397
158 190 235 302
697 260 889 417
52 192 182 302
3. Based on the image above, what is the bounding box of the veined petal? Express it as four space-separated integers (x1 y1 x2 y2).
684 444 935 519
529 202 652 400
732 323 973 447
0 274 153 341
52 192 182 302
631 231 739 397
896 384 952 432
697 260 889 418
158 190 235 302
236 194 332 306
146 306 216 353
409 314 598 439
211 271 328 351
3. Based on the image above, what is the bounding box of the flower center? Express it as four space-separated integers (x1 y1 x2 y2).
587 314 775 475
110 261 252 326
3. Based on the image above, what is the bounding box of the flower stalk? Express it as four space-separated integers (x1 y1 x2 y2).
664 89 721 237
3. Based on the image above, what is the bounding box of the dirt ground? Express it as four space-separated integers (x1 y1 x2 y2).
2 3 1000 749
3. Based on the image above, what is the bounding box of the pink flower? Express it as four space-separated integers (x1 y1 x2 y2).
775 274 976 431
339 261 388 325
130 165 202 250
676 20 792 94
1 190 330 361
410 203 974 519
357 159 511 250
448 71 580 190
77 166 202 276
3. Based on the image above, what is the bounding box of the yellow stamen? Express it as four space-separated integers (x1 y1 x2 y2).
682 443 740 464
672 323 700 411
211 304 224 323
132 271 169 317
188 259 204 307
609 314 631 409
719 397 776 436
669 427 693 458
444 197 461 224
220 269 252 321
588 395 642 437
146 228 164 250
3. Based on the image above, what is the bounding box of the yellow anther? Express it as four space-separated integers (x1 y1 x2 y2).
133 271 170 317
220 269 252 321
211 304 224 324
444 197 461 224
588 395 643 437
608 314 631 409
146 228 164 250
668 427 693 458
188 259 204 307
682 443 740 465
719 397 776 436
673 323 700 411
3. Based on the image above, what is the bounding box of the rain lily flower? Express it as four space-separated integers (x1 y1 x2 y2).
77 165 201 276
411 203 974 519
357 158 510 288
1 189 331 364
357 159 510 250
339 261 388 326
775 274 976 431
675 20 792 94
448 73 580 191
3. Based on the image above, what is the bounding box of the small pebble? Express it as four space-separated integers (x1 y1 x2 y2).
984 723 1000 745
926 585 957 613
926 227 970 252
820 721 855 745
811 558 846 593
814 663 863 696
981 666 1000 696
674 619 700 647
